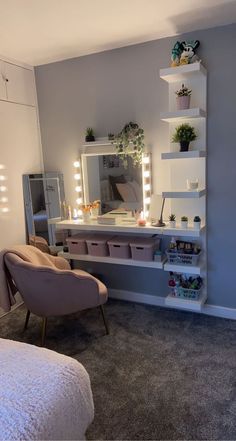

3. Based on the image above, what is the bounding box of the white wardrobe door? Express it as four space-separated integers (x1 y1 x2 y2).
4 62 36 106
0 101 42 248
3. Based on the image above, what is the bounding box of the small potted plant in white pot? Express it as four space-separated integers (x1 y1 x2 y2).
169 214 176 228
181 216 188 229
172 123 197 152
175 83 192 110
193 215 201 230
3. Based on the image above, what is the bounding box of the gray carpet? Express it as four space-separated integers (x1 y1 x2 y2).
1 299 236 440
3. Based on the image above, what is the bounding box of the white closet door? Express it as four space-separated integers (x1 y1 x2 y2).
4 62 36 106
0 61 7 100
0 101 42 248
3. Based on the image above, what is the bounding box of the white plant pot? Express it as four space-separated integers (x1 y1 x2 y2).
169 221 176 228
181 221 188 229
194 221 201 230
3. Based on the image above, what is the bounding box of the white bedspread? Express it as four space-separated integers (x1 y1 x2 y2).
0 338 94 440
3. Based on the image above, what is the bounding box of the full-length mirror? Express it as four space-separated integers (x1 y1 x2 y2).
82 153 143 214
23 172 65 244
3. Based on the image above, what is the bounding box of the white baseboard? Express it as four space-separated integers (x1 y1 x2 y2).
108 289 236 320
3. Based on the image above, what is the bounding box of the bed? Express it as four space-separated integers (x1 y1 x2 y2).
0 338 94 440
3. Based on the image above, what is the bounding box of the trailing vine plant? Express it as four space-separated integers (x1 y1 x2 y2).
112 122 145 167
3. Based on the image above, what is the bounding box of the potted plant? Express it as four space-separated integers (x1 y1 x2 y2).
181 216 188 229
175 83 192 110
85 128 95 142
108 133 115 141
169 214 176 228
172 123 197 152
193 215 201 230
112 121 145 167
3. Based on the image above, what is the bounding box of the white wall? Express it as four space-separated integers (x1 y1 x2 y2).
0 59 43 248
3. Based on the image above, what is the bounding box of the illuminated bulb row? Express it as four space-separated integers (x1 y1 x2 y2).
73 159 83 209
142 153 151 220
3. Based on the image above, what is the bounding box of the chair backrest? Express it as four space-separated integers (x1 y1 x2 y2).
29 235 51 254
4 253 100 317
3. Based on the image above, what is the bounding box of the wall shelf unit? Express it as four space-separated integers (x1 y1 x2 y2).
162 189 206 198
59 251 164 269
55 219 205 238
160 62 207 83
163 261 203 275
161 151 206 160
165 289 207 312
160 108 206 122
159 61 207 312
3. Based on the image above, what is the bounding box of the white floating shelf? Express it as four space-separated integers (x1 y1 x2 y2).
59 251 164 269
164 261 202 275
82 137 112 147
161 150 206 160
161 108 206 122
162 225 205 237
165 289 207 312
55 219 163 234
160 62 207 83
162 189 206 198
55 220 204 237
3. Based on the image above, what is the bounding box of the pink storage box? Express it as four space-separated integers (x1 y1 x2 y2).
86 234 113 257
66 234 89 254
130 237 160 261
107 236 131 259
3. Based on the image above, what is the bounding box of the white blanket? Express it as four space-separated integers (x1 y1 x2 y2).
0 338 94 440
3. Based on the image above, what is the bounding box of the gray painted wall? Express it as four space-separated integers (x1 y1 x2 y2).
35 23 236 308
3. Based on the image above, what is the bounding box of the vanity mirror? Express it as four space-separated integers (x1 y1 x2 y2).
80 142 151 217
23 172 65 244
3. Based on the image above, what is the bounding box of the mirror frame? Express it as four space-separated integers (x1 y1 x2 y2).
73 140 152 218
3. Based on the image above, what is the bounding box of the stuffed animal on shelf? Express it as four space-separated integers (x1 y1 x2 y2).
180 40 200 64
170 40 200 66
171 41 184 67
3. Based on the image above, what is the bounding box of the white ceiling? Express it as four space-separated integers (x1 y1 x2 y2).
0 0 236 66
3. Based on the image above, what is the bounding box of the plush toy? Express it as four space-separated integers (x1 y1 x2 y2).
171 41 184 67
180 40 200 64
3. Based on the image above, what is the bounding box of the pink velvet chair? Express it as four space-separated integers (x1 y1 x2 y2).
4 251 109 346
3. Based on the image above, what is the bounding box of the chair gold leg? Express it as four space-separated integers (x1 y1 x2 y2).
100 305 109 335
24 310 31 330
41 317 47 347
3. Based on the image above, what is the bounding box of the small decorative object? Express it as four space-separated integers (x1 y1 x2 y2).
112 121 145 167
180 40 200 65
193 215 201 230
187 178 199 191
138 218 146 227
137 210 146 227
72 208 78 220
85 127 95 142
171 41 184 67
82 205 91 223
172 123 197 152
108 133 115 140
170 40 200 67
175 84 192 110
90 200 100 218
153 198 166 227
181 216 188 229
154 249 162 262
169 214 176 228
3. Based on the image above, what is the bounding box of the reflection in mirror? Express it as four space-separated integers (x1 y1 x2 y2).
84 155 143 214
23 172 65 245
